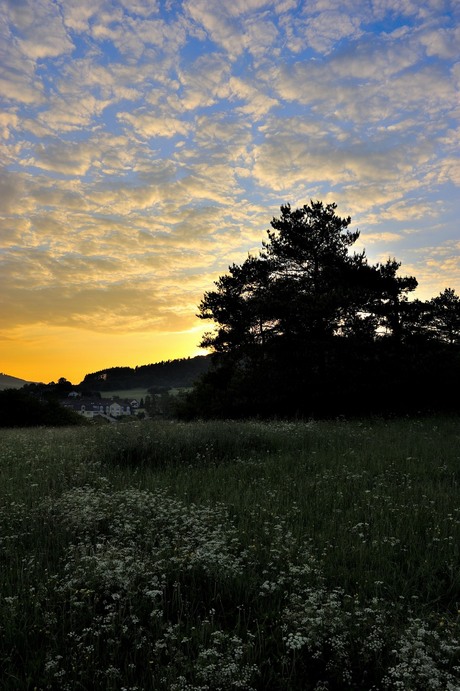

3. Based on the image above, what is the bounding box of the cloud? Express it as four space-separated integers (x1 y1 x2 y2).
177 163 244 205
184 1 244 57
192 113 252 162
0 0 458 381
0 33 44 105
117 109 190 138
240 12 280 62
0 169 32 214
120 0 161 18
420 26 460 59
58 59 141 104
22 140 96 176
89 8 186 61
177 52 232 110
60 0 105 33
270 32 454 125
400 241 460 299
250 114 435 198
301 10 364 54
0 112 18 139
229 76 278 118
0 230 213 334
184 0 275 58
435 156 460 186
4 0 74 59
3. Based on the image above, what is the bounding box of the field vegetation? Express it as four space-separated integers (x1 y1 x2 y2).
1 417 459 689
99 389 149 402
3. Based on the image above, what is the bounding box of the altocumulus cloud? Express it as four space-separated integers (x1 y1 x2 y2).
0 0 459 379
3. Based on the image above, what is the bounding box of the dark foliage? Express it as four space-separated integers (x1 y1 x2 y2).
179 201 460 419
81 356 211 391
0 389 85 427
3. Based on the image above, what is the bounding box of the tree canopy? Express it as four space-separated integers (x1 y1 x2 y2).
182 201 460 419
0 388 85 428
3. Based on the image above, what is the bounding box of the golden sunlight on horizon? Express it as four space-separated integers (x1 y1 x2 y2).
0 325 209 385
1 1 458 381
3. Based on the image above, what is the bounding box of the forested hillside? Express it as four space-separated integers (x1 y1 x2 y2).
81 355 210 392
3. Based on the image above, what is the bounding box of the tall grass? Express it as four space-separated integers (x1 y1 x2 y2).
1 418 459 689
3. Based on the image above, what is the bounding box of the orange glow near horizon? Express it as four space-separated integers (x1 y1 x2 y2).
1 1 458 381
0 280 454 384
0 324 209 385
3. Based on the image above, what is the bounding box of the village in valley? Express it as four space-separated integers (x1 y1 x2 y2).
62 391 146 422
0 357 210 427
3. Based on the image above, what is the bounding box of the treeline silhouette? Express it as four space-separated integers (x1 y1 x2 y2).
81 356 210 393
0 357 211 427
179 201 460 419
0 388 84 428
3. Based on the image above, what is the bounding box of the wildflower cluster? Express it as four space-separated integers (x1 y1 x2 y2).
1 418 460 689
42 485 254 689
383 618 460 690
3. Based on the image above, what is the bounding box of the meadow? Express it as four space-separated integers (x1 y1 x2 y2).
99 389 149 401
1 417 459 690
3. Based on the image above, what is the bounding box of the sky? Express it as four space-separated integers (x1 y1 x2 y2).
0 0 459 384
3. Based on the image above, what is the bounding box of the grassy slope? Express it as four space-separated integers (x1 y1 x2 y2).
1 418 459 689
98 387 188 399
99 388 149 400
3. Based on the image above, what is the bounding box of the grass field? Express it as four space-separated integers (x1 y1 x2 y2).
98 388 188 400
99 388 149 401
1 417 459 689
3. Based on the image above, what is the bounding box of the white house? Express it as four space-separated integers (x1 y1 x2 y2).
107 401 132 417
63 398 133 419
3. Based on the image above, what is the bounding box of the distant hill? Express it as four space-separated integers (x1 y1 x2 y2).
80 355 211 392
0 373 31 390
